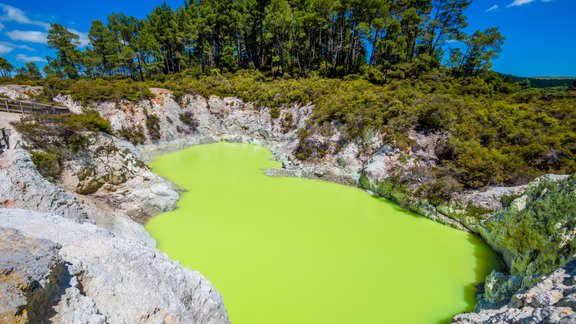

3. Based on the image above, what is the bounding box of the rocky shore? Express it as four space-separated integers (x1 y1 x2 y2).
0 210 228 324
1 84 574 322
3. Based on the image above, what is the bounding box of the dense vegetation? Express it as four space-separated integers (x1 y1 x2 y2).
498 73 576 89
2 0 575 191
11 111 112 178
484 175 576 276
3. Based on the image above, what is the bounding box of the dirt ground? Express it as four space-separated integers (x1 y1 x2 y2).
0 112 21 130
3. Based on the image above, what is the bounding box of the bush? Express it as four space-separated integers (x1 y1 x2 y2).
118 126 146 145
30 150 61 179
12 112 113 178
43 77 152 105
500 193 522 208
145 113 161 141
11 69 576 190
179 111 199 132
427 175 463 205
68 110 112 133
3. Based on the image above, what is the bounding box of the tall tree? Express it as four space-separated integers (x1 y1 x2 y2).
88 20 120 76
459 27 504 76
423 0 471 56
0 57 13 77
35 0 505 80
263 0 293 76
46 23 82 79
24 62 43 79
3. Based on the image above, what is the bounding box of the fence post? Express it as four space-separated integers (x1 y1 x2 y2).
19 101 23 114
5 100 9 113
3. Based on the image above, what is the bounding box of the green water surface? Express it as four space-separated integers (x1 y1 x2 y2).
146 142 500 324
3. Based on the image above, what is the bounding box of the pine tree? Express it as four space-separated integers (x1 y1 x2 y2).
47 23 82 79
0 57 13 77
89 20 120 76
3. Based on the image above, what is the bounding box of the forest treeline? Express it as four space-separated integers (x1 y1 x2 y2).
1 0 504 81
498 73 576 89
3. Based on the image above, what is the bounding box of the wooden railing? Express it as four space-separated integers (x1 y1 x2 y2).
0 97 70 115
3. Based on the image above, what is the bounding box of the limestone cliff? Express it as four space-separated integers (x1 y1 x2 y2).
1 85 228 322
0 209 229 324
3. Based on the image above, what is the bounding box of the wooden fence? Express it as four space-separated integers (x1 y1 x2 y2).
0 97 70 115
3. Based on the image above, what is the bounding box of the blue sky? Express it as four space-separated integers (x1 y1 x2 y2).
0 0 574 77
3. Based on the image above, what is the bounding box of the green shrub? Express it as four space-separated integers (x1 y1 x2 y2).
427 175 464 205
42 77 152 105
118 126 146 145
68 110 112 133
12 112 113 178
179 111 199 132
145 113 161 141
30 150 61 179
10 69 576 190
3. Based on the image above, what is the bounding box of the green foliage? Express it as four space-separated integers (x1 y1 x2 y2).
68 109 112 133
7 64 576 191
145 113 161 141
499 73 576 89
45 23 82 79
42 77 152 104
427 175 464 205
118 125 146 145
457 27 505 76
30 150 62 179
0 57 13 77
3 0 496 82
485 176 576 276
157 70 576 190
14 62 43 80
12 111 112 178
178 111 199 132
500 193 521 208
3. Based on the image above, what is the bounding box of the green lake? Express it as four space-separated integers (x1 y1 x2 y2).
146 142 501 324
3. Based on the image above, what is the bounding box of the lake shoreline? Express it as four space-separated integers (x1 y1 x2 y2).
146 142 502 324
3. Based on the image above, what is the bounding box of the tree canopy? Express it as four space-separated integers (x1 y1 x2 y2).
37 0 503 81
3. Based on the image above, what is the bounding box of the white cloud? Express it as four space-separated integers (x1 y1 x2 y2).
508 0 535 6
486 5 499 12
15 53 46 62
0 41 12 54
5 30 48 44
0 3 50 29
0 4 89 47
508 0 555 7
16 44 34 51
69 28 89 47
0 41 35 54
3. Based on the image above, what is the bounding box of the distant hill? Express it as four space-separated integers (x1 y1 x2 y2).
498 73 576 88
